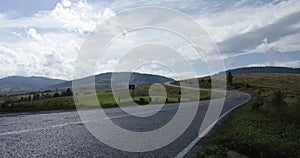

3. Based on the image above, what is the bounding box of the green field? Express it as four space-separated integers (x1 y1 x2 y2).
0 83 222 112
195 73 300 158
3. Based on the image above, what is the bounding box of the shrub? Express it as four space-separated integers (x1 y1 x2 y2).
53 93 60 98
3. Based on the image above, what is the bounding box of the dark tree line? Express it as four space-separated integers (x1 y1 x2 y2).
12 88 73 103
52 88 73 98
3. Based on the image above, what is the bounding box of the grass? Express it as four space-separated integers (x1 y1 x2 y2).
0 96 75 112
195 73 300 158
0 83 223 112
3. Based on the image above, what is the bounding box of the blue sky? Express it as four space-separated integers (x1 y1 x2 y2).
0 0 299 80
0 0 61 16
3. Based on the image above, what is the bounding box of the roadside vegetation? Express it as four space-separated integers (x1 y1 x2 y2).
195 73 300 158
0 88 74 112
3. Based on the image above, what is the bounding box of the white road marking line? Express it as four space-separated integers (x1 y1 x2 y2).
175 120 218 158
0 128 47 136
49 121 86 128
175 93 251 158
0 121 85 136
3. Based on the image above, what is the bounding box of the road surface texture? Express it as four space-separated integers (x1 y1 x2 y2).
0 89 250 158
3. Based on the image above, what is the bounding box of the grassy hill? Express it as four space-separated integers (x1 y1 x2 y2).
195 73 300 158
50 72 175 90
218 66 300 75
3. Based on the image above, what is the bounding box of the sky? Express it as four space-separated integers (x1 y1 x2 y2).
0 0 299 80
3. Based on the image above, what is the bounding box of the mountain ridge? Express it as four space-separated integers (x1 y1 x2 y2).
1 66 299 94
50 72 175 90
0 72 175 94
219 66 300 75
0 76 66 94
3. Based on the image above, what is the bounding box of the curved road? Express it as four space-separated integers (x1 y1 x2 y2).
0 85 250 158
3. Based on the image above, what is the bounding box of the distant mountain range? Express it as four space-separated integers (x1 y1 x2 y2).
1 67 299 95
0 76 65 94
218 66 300 75
50 72 175 90
0 72 175 94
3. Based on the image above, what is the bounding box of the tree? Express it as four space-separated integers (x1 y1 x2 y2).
208 77 211 83
227 71 233 85
177 91 181 102
33 93 36 100
28 94 31 101
62 88 73 96
65 88 73 96
53 93 60 98
36 93 40 100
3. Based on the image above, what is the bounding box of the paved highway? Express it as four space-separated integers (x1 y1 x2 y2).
0 88 250 158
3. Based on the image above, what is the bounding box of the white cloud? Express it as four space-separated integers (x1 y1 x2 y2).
134 62 195 80
62 0 72 7
0 0 98 79
198 0 300 56
0 0 103 34
49 0 99 34
103 8 116 19
12 32 22 38
0 0 300 80
27 28 42 41
96 59 119 74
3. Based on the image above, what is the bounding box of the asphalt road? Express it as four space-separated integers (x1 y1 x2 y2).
0 90 250 158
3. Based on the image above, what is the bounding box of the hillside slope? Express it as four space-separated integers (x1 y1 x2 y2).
219 66 300 75
50 72 175 90
0 76 66 93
